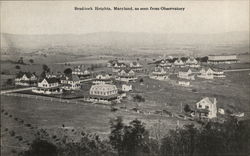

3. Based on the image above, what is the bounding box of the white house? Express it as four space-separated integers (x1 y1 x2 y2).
149 67 168 80
174 59 185 67
197 67 225 79
72 66 90 77
116 69 137 82
15 72 38 86
186 58 200 68
61 75 81 90
130 62 143 71
178 68 195 80
122 84 132 92
32 77 62 94
178 81 190 87
93 73 113 84
159 60 172 68
197 67 214 79
112 62 127 72
107 60 119 68
196 97 217 118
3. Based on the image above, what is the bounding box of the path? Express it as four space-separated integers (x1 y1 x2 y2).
0 87 37 95
223 68 250 72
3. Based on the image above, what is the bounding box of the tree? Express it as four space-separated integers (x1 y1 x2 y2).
133 95 145 102
6 79 13 86
20 138 58 156
109 117 149 156
139 78 144 83
29 59 34 64
122 119 149 156
17 57 24 64
184 104 191 113
42 64 50 73
15 65 21 70
63 68 72 76
109 116 125 156
200 56 208 63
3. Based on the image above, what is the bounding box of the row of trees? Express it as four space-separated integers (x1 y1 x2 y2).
16 57 34 65
19 117 249 156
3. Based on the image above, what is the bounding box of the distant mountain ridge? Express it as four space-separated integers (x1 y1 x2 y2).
1 31 249 55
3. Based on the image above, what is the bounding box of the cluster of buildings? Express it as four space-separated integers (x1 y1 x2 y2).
14 61 138 104
14 66 89 95
13 54 238 106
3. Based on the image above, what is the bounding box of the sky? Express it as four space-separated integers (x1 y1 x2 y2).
1 1 249 35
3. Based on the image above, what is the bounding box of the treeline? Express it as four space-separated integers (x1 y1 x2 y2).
19 117 249 156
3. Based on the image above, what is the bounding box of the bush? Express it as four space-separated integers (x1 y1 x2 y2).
133 95 145 102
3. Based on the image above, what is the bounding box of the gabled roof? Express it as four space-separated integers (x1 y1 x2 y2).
198 97 216 105
61 75 80 81
120 68 134 73
40 77 59 83
16 72 36 79
115 62 127 66
179 67 191 73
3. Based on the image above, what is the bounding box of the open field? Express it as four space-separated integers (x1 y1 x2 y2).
1 94 193 155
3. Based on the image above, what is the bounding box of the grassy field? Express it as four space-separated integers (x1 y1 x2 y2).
1 94 192 156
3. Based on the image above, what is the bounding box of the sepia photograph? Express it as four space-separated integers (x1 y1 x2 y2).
1 1 249 156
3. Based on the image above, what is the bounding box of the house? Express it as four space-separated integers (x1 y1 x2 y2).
129 62 143 71
116 68 137 82
87 84 118 104
45 73 58 78
197 67 214 79
93 73 113 84
61 75 81 90
212 69 226 78
178 68 195 80
112 62 127 72
122 84 132 92
159 60 172 68
196 97 217 119
186 58 200 68
174 59 185 67
107 60 119 68
178 81 190 87
32 77 62 94
149 67 168 80
197 67 225 79
208 55 238 64
15 72 38 86
72 66 90 77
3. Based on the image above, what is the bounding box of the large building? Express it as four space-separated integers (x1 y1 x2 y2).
88 84 118 103
208 55 238 64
